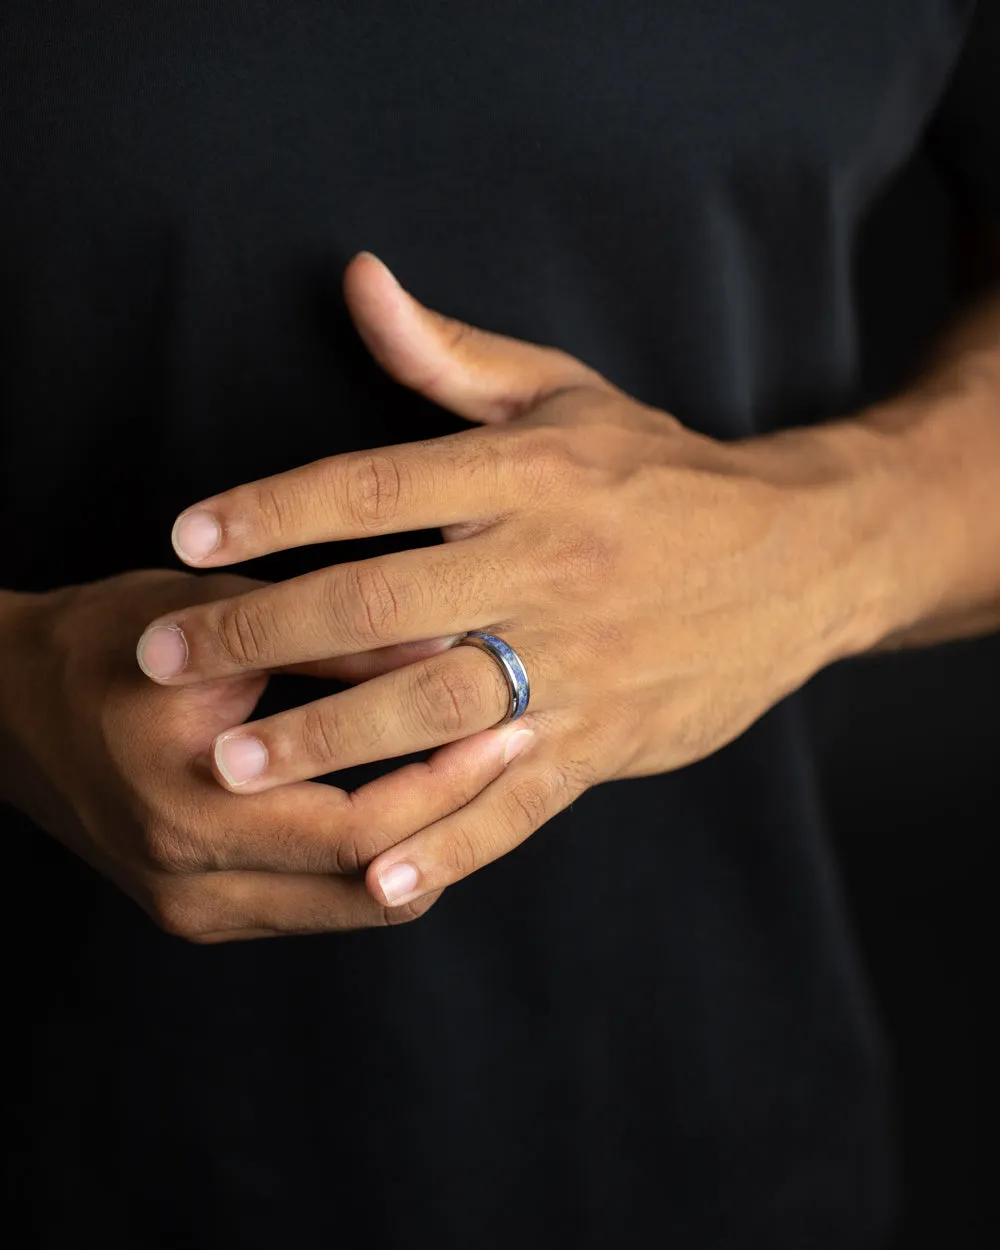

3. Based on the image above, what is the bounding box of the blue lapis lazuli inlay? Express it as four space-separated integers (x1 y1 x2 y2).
470 632 530 720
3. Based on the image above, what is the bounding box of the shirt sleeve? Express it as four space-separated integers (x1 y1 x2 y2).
926 0 1000 221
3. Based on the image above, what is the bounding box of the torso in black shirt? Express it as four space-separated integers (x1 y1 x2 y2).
1 3 993 1248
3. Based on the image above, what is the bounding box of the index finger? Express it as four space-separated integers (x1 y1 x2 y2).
170 428 525 567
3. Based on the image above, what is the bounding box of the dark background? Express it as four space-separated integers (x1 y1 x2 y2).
814 640 995 1249
811 149 996 1248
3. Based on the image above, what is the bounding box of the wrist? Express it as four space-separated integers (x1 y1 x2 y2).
795 414 939 657
850 376 1000 647
733 413 946 665
739 374 1000 662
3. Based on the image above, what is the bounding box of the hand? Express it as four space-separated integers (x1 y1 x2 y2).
137 254 882 912
0 570 522 940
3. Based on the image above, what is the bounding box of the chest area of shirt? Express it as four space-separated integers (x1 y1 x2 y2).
0 1 971 221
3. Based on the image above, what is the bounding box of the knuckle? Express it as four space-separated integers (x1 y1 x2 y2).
505 771 560 831
331 839 362 876
338 562 411 646
299 702 344 767
250 479 298 544
443 824 484 878
330 827 381 876
143 822 203 875
148 883 215 943
412 662 487 736
511 424 568 472
516 430 580 500
545 525 617 594
344 454 406 531
215 600 270 668
544 383 616 425
562 749 603 794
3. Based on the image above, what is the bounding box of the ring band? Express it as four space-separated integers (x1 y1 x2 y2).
457 631 531 724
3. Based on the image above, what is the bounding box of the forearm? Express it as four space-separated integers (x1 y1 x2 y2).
740 271 1000 659
851 277 1000 650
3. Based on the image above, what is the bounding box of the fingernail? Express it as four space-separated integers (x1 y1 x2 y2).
214 735 268 787
378 861 420 905
172 510 221 563
136 625 188 680
503 728 535 766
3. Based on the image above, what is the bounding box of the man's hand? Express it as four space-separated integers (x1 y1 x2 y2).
138 254 913 913
0 570 523 940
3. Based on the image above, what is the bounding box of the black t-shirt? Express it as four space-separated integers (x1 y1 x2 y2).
2 4 998 1248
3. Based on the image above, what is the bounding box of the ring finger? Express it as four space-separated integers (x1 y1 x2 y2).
210 632 546 791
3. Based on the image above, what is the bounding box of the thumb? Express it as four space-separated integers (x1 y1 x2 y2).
343 251 610 424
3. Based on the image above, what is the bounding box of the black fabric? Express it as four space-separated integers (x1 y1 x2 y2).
0 3 995 1247
928 0 1000 218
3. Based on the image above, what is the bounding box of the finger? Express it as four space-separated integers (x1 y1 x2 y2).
171 426 520 567
151 724 530 875
137 536 511 683
344 251 612 424
209 642 542 791
365 733 586 907
168 252 613 570
168 250 614 570
334 722 536 871
150 870 445 941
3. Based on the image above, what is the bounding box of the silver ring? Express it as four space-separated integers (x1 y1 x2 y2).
457 631 531 724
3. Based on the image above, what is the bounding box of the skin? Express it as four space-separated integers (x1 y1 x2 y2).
0 571 530 939
2 241 998 940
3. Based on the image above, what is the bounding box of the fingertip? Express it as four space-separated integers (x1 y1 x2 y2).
370 859 422 907
350 250 398 285
136 623 188 682
345 251 410 327
172 509 222 565
213 732 269 791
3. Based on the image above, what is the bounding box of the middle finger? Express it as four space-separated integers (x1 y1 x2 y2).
137 534 515 683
